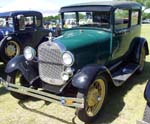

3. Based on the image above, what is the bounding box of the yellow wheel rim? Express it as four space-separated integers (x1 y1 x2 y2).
5 40 20 58
86 78 106 117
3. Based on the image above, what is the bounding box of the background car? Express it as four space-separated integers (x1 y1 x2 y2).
2 1 149 123
0 10 50 63
142 19 150 24
143 80 150 123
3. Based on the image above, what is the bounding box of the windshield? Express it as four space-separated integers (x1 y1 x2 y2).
0 17 14 29
62 11 110 29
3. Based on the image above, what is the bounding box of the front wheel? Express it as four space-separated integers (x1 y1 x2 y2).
0 37 21 62
76 75 108 123
7 72 30 100
143 104 150 123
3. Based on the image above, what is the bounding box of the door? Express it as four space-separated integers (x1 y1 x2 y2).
112 9 131 61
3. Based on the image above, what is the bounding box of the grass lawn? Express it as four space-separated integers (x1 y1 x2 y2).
0 24 150 124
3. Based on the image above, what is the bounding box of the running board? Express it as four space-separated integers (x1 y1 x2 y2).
112 63 140 86
0 78 84 108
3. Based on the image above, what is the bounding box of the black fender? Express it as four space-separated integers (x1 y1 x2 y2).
132 37 149 63
5 55 38 82
72 65 112 91
144 80 150 103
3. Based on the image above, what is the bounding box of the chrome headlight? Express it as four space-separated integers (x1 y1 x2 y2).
24 46 36 61
62 51 74 66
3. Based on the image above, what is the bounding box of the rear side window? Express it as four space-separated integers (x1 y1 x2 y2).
24 16 34 27
131 10 139 26
35 16 42 27
115 9 129 30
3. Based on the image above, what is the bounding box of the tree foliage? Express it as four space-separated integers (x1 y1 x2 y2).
44 15 60 22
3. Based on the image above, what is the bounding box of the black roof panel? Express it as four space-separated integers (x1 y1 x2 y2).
0 10 42 17
60 1 141 13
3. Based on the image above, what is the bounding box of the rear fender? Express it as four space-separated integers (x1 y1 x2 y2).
5 55 38 82
72 65 113 92
133 37 149 63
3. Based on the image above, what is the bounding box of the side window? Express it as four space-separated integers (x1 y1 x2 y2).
131 10 139 26
24 16 34 28
35 16 42 27
115 9 129 30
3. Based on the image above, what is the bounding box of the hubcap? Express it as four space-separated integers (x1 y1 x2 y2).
86 79 105 117
5 40 20 58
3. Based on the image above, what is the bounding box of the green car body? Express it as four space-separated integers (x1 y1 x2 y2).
4 1 149 123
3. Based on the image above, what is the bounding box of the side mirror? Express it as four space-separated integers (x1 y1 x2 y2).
17 15 25 30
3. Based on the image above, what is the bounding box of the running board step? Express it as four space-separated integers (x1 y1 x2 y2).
112 63 140 86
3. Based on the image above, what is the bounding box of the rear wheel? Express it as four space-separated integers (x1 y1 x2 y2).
7 72 29 100
143 104 150 123
76 75 108 123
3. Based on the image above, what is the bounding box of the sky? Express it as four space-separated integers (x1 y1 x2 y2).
0 0 110 16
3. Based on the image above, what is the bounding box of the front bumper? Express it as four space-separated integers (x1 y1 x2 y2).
0 78 84 108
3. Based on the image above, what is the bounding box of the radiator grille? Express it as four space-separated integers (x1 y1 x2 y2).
38 42 65 86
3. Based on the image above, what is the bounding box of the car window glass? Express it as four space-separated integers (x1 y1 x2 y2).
35 16 41 27
115 9 129 30
63 12 110 29
63 12 77 28
0 17 13 28
18 15 25 30
79 12 110 28
79 12 92 25
25 16 34 28
131 10 139 26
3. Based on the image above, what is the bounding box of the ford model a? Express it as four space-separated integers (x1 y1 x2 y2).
1 1 149 123
0 11 50 63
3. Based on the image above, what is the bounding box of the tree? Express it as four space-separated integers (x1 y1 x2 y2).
43 15 60 22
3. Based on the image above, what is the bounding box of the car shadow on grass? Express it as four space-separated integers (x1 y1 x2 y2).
92 61 150 124
0 63 8 95
18 99 76 124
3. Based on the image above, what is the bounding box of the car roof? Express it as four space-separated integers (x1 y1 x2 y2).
60 1 142 13
0 10 42 17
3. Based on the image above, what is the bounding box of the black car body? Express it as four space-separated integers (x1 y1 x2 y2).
0 10 50 62
143 81 150 123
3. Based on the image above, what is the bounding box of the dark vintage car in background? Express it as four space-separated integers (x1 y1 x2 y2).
1 1 149 123
0 10 50 62
143 81 150 123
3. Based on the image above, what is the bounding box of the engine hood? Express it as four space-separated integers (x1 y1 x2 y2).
54 28 111 51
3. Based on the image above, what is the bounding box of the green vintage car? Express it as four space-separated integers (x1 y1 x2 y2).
1 1 149 123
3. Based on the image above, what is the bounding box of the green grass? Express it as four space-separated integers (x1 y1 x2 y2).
0 24 150 124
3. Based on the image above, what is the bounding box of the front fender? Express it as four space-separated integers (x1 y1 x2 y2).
5 55 38 82
144 80 150 103
72 65 112 91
